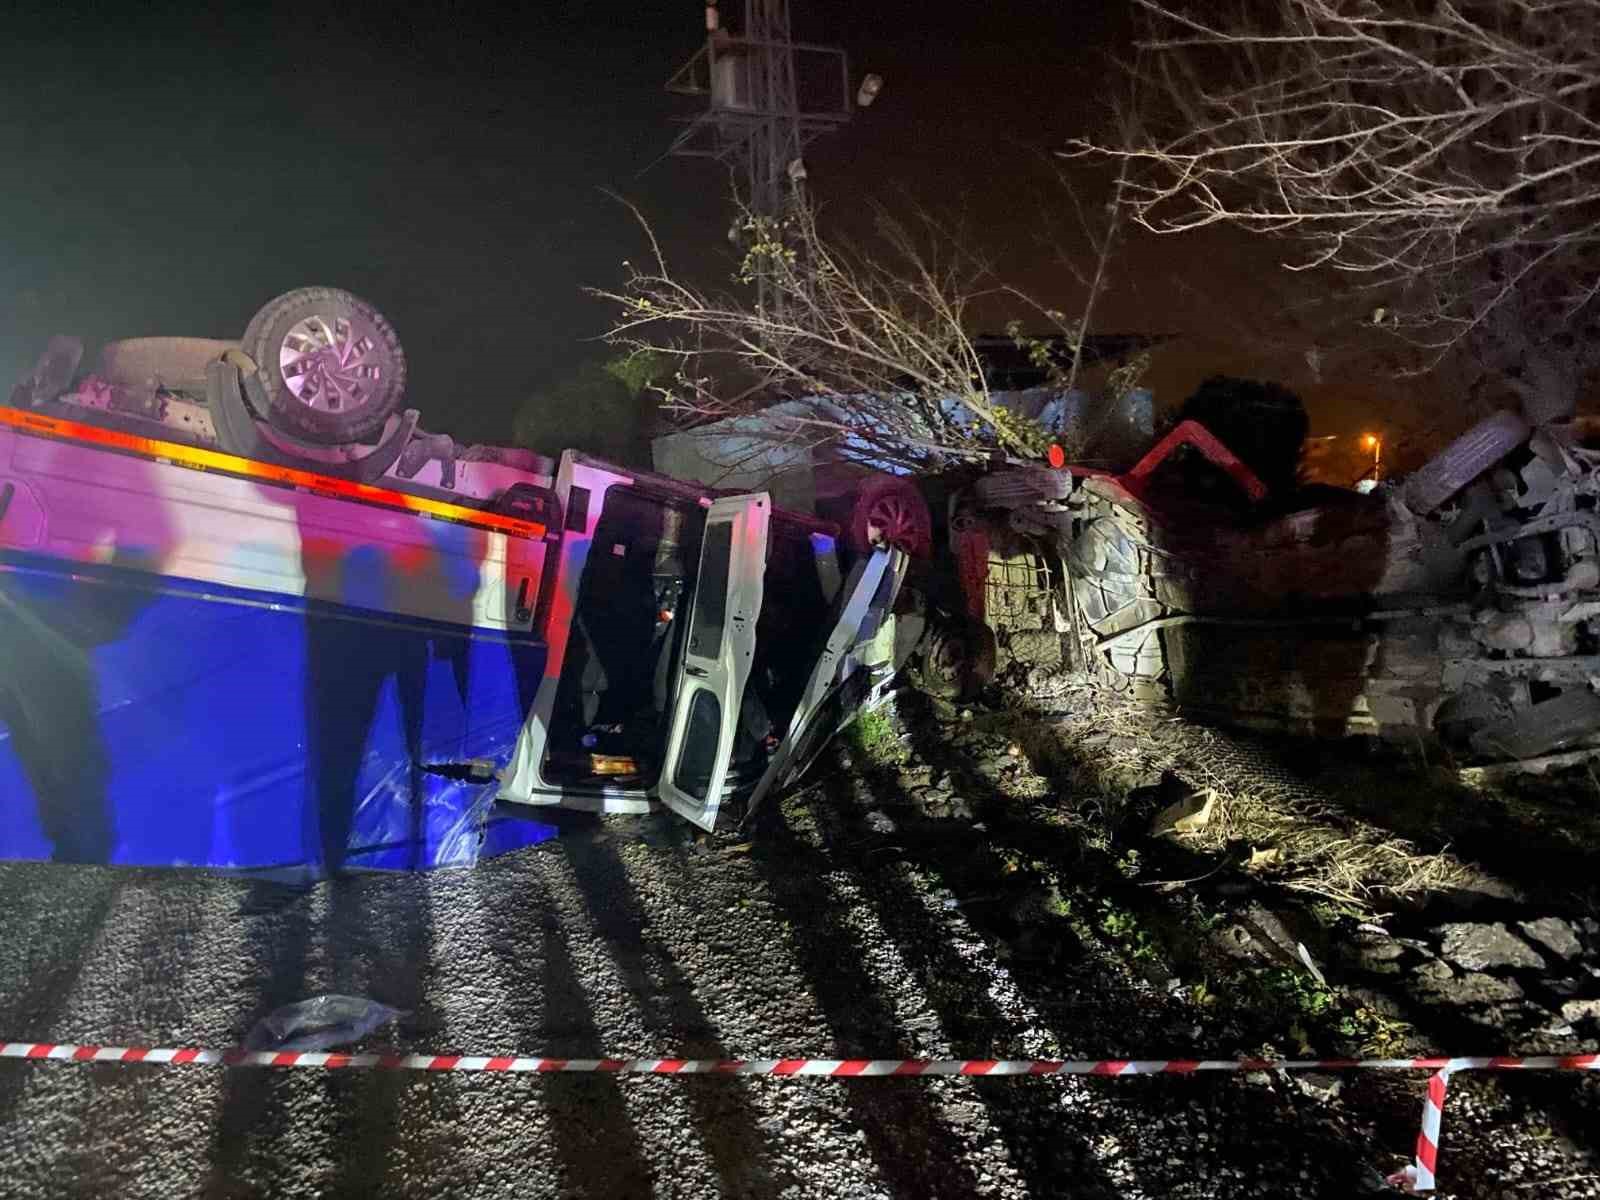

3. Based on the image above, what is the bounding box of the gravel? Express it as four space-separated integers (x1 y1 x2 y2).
0 776 1595 1198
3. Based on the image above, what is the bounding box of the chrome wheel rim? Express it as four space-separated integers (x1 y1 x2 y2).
278 315 383 413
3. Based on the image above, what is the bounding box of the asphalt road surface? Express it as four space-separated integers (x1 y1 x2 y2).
0 776 1591 1199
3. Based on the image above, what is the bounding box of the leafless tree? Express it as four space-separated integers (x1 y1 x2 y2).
1027 141 1142 395
592 195 1105 477
1070 0 1600 420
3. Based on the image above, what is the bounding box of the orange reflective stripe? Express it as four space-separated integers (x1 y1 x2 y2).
0 406 546 541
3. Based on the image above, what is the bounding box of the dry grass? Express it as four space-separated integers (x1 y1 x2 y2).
1182 771 1480 912
1005 685 1482 915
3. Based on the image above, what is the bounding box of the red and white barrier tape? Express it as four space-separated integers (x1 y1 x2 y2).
1388 1067 1452 1194
4 1044 1594 1191
5 1045 1592 1076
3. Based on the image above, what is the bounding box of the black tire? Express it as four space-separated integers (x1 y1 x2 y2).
1432 687 1512 753
241 287 406 445
972 465 1072 507
1402 410 1528 515
911 618 997 700
840 473 933 560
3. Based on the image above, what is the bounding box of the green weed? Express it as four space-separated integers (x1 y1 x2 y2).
1196 965 1416 1056
1338 1005 1415 1056
847 708 908 769
1045 890 1075 919
1252 967 1340 1018
1096 900 1162 962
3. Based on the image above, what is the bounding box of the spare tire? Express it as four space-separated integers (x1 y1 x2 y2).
839 473 933 559
241 287 406 445
98 337 239 395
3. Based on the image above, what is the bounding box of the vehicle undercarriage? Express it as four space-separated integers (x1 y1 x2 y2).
956 408 1600 767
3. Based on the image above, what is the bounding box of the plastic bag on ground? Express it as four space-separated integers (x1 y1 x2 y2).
244 995 404 1052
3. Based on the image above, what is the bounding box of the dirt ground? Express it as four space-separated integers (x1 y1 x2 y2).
0 693 1595 1198
860 683 1600 1198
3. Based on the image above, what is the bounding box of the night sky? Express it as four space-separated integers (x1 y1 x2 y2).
1 2 1394 451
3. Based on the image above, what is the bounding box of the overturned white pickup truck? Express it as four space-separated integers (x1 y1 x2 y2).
0 288 931 873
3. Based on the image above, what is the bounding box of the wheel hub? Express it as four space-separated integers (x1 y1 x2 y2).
279 315 383 413
929 635 968 683
866 494 918 550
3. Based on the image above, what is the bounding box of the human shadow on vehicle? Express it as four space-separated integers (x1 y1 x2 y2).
0 455 179 866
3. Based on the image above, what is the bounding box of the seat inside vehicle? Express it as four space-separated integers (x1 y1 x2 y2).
543 488 701 783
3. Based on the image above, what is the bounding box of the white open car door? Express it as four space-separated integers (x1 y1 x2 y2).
746 545 908 815
656 493 770 830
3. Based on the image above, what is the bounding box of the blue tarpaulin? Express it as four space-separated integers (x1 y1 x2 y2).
0 553 556 874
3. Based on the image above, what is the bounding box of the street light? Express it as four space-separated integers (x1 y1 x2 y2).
1362 433 1381 479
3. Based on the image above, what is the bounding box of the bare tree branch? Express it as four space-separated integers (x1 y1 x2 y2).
591 197 1086 473
1068 0 1600 414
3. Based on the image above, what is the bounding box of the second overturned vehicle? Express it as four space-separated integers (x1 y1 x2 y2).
965 401 1600 765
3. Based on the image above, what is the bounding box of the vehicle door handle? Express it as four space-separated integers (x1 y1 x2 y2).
685 666 708 678
0 483 13 524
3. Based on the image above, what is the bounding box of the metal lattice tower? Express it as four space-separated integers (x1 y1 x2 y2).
666 1 855 302
743 0 804 223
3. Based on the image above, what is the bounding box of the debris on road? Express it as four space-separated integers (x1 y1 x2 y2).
1150 789 1216 838
244 995 405 1053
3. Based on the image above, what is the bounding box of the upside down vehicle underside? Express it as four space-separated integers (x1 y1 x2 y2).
968 404 1600 765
